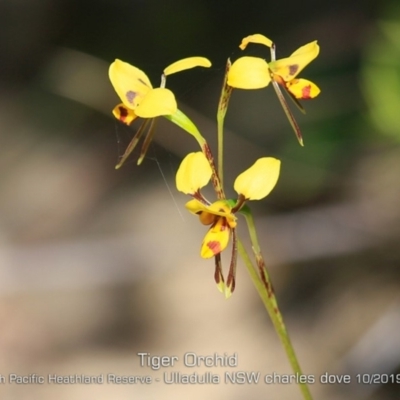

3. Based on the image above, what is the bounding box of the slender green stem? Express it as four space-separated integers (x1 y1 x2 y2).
170 64 311 399
237 240 312 400
238 208 313 400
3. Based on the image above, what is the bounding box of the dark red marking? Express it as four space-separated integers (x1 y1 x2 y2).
301 85 312 99
118 106 129 124
207 240 222 255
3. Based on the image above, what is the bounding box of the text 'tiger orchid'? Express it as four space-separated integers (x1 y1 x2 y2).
176 151 281 297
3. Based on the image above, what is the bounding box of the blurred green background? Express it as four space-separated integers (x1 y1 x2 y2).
1 0 400 399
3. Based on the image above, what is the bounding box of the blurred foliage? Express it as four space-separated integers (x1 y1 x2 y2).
362 3 400 142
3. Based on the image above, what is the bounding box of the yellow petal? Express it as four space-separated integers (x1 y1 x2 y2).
234 157 281 200
228 57 271 89
112 104 138 125
109 59 152 109
239 34 273 50
269 41 319 81
164 57 212 76
176 152 212 194
286 78 321 99
200 218 231 258
135 88 177 118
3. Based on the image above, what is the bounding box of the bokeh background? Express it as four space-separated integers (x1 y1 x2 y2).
1 0 400 399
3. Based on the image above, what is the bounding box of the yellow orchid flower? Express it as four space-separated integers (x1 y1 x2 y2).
176 152 280 296
185 198 237 259
269 41 320 99
109 57 211 168
227 34 321 145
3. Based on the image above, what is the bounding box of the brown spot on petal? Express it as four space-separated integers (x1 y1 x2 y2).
289 64 299 76
125 90 137 104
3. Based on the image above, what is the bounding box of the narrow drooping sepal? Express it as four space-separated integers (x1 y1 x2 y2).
225 228 237 299
214 254 225 293
271 80 304 146
137 119 157 165
115 119 151 169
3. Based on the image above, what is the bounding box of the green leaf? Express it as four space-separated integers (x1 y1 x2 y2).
164 109 205 146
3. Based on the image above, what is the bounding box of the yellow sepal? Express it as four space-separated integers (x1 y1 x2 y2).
176 152 212 195
239 34 273 50
109 59 152 109
286 78 321 99
228 57 271 89
234 157 281 200
164 57 212 76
